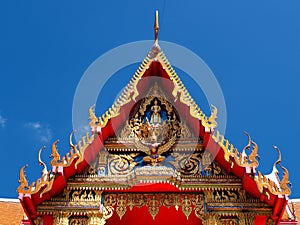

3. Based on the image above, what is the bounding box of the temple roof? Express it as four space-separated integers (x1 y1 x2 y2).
0 198 26 225
17 11 292 224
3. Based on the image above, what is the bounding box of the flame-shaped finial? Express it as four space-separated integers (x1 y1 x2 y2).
242 131 260 167
18 165 28 187
240 131 251 163
89 104 98 127
69 130 77 151
272 145 282 174
38 146 48 176
243 131 251 151
272 146 292 195
50 139 61 167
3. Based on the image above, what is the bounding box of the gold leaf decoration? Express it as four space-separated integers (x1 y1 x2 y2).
181 194 192 219
170 153 202 175
108 154 139 175
103 193 204 220
116 195 127 219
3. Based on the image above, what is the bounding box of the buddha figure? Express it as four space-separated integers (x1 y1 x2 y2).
150 100 161 124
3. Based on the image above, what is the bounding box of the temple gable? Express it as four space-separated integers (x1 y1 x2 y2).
17 11 293 225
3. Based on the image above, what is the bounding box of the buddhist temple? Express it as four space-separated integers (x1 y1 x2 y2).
17 11 296 225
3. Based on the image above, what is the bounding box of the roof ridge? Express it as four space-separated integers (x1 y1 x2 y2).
89 50 218 132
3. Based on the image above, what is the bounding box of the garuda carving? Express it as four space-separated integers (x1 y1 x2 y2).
135 134 177 165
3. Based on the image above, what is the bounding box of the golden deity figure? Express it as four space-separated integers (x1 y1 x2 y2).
150 100 162 124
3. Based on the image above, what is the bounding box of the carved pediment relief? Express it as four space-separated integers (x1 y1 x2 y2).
108 83 201 166
87 150 230 179
117 82 197 141
78 84 236 183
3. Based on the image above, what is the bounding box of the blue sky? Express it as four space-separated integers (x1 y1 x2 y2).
0 1 299 198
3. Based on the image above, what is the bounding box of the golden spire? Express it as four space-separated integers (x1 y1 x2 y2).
151 10 161 57
154 10 159 44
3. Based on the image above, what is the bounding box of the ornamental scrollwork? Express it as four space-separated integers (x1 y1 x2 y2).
104 194 117 207
181 194 193 219
103 193 204 220
192 194 204 219
160 193 180 209
169 153 202 175
127 193 147 210
107 153 139 175
100 205 114 221
148 194 160 219
116 194 127 219
170 151 226 176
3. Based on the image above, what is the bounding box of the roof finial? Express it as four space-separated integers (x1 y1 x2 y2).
154 10 159 44
151 10 161 57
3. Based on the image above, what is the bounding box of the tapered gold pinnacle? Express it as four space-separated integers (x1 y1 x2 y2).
151 10 161 57
154 10 159 44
